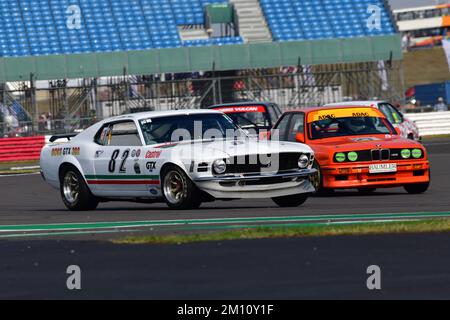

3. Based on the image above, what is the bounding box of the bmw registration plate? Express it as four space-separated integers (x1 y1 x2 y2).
369 163 397 174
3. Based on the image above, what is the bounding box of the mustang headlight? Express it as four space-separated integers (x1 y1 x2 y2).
298 154 310 169
213 159 227 174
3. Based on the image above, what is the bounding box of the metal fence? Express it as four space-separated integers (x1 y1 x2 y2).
0 60 405 137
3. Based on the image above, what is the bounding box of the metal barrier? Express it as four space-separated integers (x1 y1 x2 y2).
406 111 450 136
0 111 448 164
0 136 45 162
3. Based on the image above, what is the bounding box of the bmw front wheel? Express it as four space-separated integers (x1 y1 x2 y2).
404 182 429 194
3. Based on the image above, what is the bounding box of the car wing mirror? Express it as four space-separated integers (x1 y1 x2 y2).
394 127 401 135
295 132 305 143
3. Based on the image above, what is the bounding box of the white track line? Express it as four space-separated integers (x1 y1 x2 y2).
10 166 40 171
0 172 40 178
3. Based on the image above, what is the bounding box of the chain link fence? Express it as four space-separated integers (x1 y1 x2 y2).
0 61 405 137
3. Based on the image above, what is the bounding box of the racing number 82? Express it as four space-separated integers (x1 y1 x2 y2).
108 149 129 173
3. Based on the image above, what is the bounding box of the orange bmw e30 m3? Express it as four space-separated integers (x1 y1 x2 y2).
271 106 430 195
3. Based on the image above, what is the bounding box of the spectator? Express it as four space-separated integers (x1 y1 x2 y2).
38 113 46 132
4 114 14 134
434 97 448 112
402 33 408 51
46 112 53 131
55 111 64 131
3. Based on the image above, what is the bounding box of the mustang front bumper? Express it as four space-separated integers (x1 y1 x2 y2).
194 169 317 199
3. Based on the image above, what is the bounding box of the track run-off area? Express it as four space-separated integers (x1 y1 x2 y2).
0 138 449 240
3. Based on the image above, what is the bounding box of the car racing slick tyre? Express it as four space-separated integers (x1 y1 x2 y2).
272 193 309 208
311 161 334 196
60 167 99 211
161 165 202 210
404 182 430 194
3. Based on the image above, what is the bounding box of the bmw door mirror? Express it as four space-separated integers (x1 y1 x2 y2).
295 132 305 143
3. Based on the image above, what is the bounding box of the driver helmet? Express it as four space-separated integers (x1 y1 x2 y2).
347 118 366 132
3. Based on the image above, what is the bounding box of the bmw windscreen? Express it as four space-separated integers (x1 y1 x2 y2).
307 109 396 140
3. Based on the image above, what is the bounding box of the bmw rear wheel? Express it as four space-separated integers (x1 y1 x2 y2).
60 167 99 211
162 166 202 210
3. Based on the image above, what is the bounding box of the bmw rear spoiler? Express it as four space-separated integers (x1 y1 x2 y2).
49 133 78 143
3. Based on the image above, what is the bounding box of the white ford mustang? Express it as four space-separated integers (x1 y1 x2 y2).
40 110 316 210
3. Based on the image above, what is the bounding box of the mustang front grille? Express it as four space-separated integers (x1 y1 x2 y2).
224 153 305 174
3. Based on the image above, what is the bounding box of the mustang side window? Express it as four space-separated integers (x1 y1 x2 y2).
95 121 142 146
94 126 111 146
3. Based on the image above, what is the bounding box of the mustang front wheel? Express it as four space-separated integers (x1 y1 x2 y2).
60 168 99 211
162 166 202 210
272 193 308 207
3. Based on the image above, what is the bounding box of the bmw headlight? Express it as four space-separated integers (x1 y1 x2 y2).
412 149 422 159
298 154 310 169
401 149 411 159
213 159 227 174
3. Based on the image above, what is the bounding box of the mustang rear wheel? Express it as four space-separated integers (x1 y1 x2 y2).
272 193 309 207
60 168 99 211
404 182 429 194
162 166 202 210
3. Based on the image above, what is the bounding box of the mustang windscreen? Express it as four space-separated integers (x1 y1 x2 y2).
139 114 243 145
309 117 394 140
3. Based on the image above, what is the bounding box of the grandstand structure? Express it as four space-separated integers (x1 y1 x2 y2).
0 0 403 136
393 3 450 48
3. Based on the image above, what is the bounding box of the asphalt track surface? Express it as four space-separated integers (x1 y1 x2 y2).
0 138 449 238
0 138 449 299
1 233 450 299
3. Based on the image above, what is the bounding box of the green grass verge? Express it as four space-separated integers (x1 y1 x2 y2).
422 134 450 141
113 219 450 245
0 160 40 175
404 47 450 88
